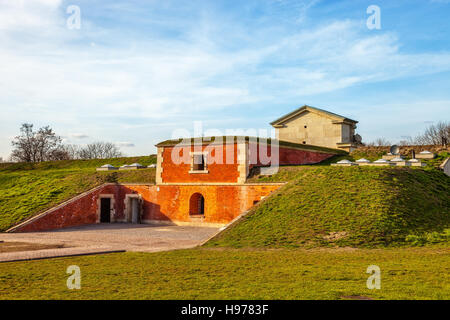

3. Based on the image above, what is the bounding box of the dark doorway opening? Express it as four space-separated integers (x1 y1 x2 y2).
100 198 111 223
189 193 205 216
129 197 141 224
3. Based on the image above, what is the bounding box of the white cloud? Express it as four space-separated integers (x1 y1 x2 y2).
0 1 449 158
116 142 135 148
0 0 63 31
70 133 89 139
2 11 449 119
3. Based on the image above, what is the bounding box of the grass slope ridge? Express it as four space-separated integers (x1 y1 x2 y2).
207 166 450 248
0 156 156 231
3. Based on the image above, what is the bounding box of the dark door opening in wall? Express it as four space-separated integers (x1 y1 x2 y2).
189 193 205 216
199 196 204 215
131 198 140 224
100 198 111 223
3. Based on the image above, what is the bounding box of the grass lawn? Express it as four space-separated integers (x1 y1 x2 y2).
0 156 156 231
0 247 448 300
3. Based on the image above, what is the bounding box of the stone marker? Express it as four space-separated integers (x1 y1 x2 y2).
331 159 357 166
372 159 395 166
355 158 371 166
415 150 435 159
128 163 146 169
382 153 398 160
120 163 146 170
390 157 409 166
439 158 450 176
96 164 118 171
407 159 426 167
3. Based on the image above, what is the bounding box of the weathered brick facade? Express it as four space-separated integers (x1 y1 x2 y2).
10 137 341 233
160 144 240 183
156 139 337 184
11 183 282 232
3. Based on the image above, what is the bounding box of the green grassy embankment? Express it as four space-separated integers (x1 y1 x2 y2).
0 156 156 231
208 166 450 248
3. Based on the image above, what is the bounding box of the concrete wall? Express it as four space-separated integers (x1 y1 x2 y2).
341 124 352 143
10 183 283 232
275 110 352 149
440 158 450 176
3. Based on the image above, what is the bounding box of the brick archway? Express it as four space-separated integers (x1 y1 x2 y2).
189 193 205 216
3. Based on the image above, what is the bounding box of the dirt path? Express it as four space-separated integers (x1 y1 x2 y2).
0 223 219 262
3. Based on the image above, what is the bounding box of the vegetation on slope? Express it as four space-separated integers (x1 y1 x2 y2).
209 166 450 248
0 156 156 231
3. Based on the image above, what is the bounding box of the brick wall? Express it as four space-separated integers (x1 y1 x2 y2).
161 144 240 183
161 142 336 184
247 142 335 167
148 184 281 224
278 146 335 165
11 184 117 233
10 183 282 232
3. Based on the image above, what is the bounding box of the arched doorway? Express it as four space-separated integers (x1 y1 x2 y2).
189 193 205 216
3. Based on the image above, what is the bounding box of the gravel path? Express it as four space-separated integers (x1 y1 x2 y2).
0 223 220 262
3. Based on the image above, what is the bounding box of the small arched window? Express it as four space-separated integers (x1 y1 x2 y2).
189 193 205 216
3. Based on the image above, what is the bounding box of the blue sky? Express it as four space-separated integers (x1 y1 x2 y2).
0 0 449 158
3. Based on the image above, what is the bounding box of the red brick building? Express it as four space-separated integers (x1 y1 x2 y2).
155 136 340 184
10 136 343 232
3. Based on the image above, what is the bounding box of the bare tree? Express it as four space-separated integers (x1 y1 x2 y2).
59 144 82 160
35 126 63 161
371 138 391 147
415 121 449 146
77 142 123 159
398 136 415 146
10 123 34 162
10 124 63 162
47 147 72 161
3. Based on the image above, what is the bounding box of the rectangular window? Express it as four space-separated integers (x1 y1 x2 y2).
192 154 205 171
190 153 208 173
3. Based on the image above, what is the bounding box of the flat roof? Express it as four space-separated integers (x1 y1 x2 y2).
155 136 347 154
